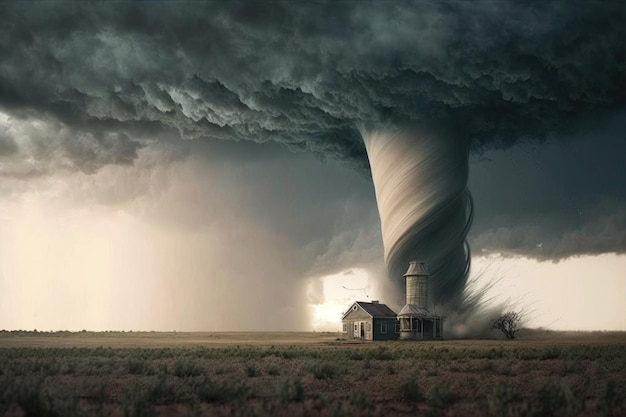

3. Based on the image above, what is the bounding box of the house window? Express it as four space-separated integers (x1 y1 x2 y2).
342 323 347 333
381 322 388 334
366 322 371 331
395 323 400 333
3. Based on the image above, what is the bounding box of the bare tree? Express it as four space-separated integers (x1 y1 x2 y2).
493 311 522 340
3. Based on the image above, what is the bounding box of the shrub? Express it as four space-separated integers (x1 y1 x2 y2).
532 379 576 417
215 366 234 375
539 347 562 361
127 358 149 375
246 365 260 377
157 363 168 377
486 382 516 417
60 359 78 375
173 358 204 378
191 376 252 403
123 395 155 417
597 380 622 417
347 351 365 361
12 377 82 417
146 374 177 404
350 390 370 409
493 311 522 340
267 366 280 376
277 378 304 403
497 362 517 377
14 378 49 417
307 362 338 380
83 381 108 407
400 379 422 401
484 348 506 360
32 358 61 376
369 346 394 361
558 360 583 376
428 382 457 411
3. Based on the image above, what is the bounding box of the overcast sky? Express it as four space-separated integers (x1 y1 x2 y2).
0 2 624 332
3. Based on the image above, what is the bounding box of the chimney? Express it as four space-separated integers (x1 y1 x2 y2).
371 300 379 304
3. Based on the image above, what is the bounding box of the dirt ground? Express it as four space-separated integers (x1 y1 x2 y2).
1 330 625 416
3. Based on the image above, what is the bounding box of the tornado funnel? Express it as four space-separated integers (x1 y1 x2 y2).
363 127 473 307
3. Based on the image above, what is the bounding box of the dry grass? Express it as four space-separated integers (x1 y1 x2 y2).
1 330 625 416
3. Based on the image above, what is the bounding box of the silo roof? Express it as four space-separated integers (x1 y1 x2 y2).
404 261 430 276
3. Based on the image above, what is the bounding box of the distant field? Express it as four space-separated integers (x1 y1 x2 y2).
2 329 625 348
0 331 341 348
1 330 625 416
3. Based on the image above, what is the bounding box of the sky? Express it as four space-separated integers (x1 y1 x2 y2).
0 2 625 333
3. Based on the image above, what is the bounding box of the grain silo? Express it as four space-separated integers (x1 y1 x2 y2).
397 261 444 340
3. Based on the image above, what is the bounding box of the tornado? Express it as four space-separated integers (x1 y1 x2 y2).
363 127 473 308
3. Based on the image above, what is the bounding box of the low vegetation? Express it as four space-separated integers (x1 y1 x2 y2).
0 331 625 416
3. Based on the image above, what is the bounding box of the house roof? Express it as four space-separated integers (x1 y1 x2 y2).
342 301 397 320
397 304 443 318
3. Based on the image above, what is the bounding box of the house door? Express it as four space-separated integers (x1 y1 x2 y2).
360 322 365 339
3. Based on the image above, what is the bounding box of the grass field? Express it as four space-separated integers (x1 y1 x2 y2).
1 330 625 416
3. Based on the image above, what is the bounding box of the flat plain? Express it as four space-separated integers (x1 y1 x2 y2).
1 330 625 416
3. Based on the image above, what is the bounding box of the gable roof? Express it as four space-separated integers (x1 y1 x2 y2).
398 304 432 317
397 304 445 319
342 301 397 320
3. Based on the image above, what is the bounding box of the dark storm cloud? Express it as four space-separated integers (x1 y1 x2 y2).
469 111 626 260
0 114 144 177
0 1 625 262
0 132 18 156
1 3 625 165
